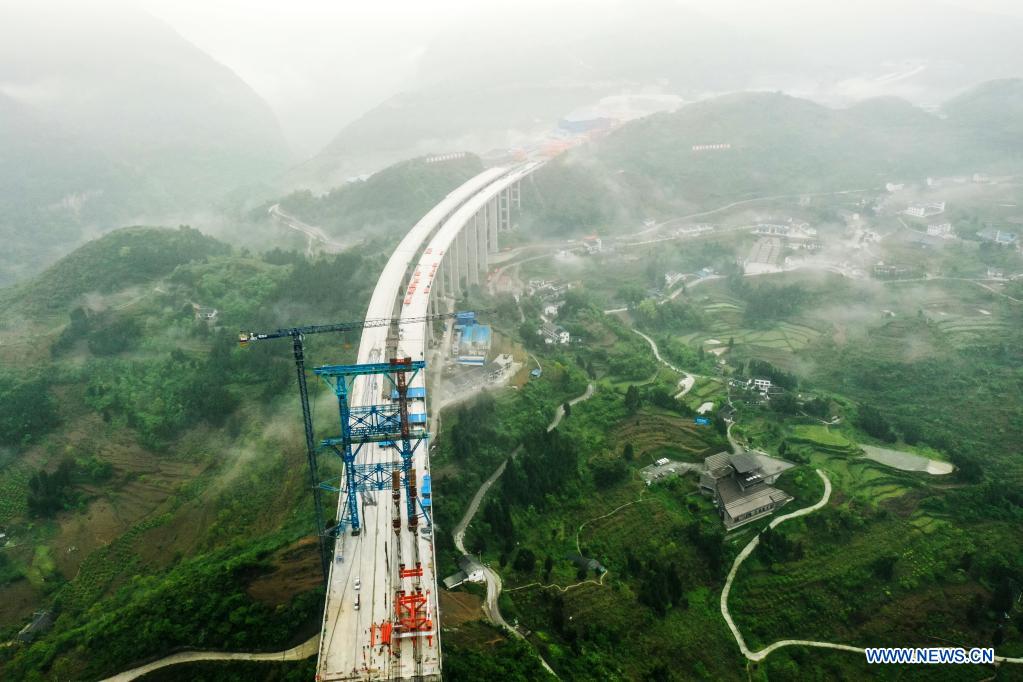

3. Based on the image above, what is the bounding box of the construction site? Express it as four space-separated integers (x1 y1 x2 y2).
239 164 536 681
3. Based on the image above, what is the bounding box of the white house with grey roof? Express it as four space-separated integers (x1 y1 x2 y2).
442 555 486 589
699 452 793 530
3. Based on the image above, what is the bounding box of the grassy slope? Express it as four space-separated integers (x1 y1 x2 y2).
0 228 376 679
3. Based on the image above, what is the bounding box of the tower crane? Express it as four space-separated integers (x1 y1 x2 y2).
239 309 481 583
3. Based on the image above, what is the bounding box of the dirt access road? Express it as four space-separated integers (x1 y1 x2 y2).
101 635 320 682
451 382 595 678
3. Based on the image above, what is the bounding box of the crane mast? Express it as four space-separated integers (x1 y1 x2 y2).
240 309 477 583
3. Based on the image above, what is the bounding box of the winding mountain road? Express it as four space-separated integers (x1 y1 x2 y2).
616 187 876 243
718 470 1023 666
100 635 320 682
451 382 595 678
720 470 842 661
268 203 350 256
631 329 696 397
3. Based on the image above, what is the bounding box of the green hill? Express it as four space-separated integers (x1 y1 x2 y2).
272 154 485 240
524 89 1020 235
0 226 230 317
0 3 289 286
301 1 774 186
944 78 1023 153
0 227 378 679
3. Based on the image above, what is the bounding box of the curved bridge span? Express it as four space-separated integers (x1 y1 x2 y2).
316 161 540 681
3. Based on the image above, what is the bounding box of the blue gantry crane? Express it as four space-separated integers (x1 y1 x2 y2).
314 357 428 538
238 311 469 582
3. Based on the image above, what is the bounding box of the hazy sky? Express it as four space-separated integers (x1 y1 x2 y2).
141 0 476 155
138 0 1023 156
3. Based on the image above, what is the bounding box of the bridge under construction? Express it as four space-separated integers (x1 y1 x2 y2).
300 162 540 681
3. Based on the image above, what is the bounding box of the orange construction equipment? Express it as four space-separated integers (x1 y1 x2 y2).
395 589 433 632
399 562 424 579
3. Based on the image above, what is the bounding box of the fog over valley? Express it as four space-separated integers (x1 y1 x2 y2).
1 2 1022 680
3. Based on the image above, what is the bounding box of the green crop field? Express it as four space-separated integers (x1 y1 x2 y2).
789 424 854 450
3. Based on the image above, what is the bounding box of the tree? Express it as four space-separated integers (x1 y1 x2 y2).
560 289 592 317
645 258 663 288
804 397 830 419
0 375 59 446
760 527 804 564
543 556 554 581
857 404 895 442
953 452 983 483
741 283 810 326
713 413 727 436
990 580 1014 609
747 359 798 390
51 306 91 356
636 298 658 324
563 401 571 418
593 459 628 488
27 459 77 516
87 314 141 356
513 548 536 573
518 321 541 349
898 420 922 445
617 284 645 309
771 392 799 415
637 557 685 616
871 554 899 580
623 442 635 461
624 385 641 414
511 548 536 572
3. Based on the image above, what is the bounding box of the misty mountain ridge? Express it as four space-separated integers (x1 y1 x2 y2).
943 77 1023 151
525 84 1022 233
270 154 485 243
0 3 289 286
300 1 1023 188
297 1 778 187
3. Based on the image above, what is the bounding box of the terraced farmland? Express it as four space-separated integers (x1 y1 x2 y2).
788 424 858 454
930 312 1012 346
0 461 32 524
611 410 723 462
680 290 829 366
